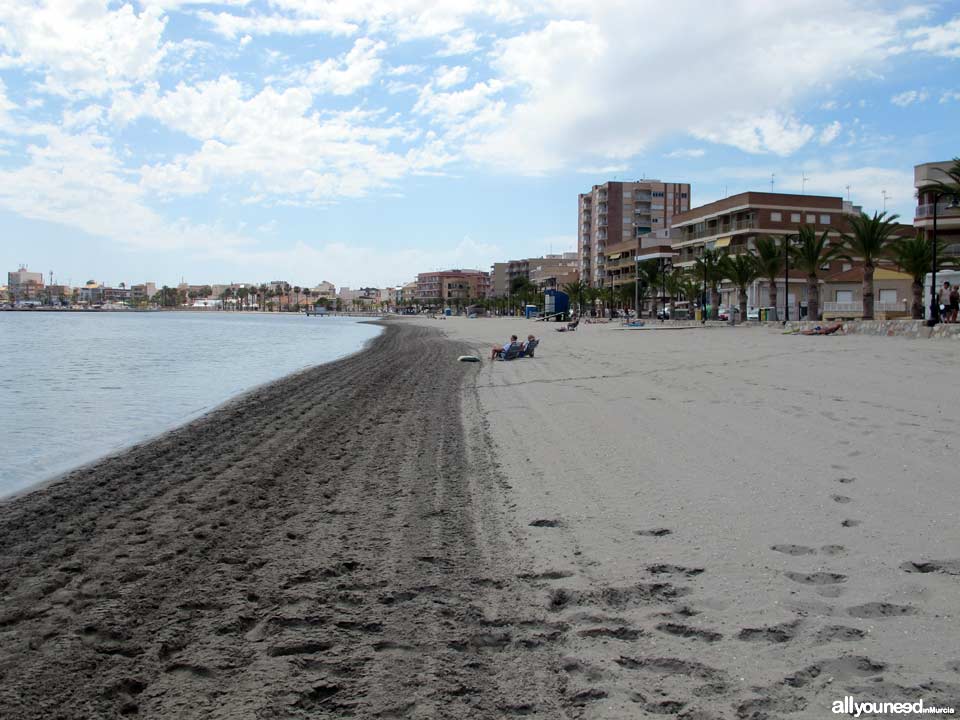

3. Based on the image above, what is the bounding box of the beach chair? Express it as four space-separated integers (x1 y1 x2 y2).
498 343 521 361
519 339 539 357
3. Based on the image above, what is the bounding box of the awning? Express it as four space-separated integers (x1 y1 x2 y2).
608 253 621 260
713 236 732 248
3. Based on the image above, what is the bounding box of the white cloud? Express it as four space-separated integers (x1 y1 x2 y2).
115 75 454 203
940 90 960 103
0 0 168 98
195 10 357 39
436 30 480 56
460 1 929 172
819 120 842 145
693 111 815 156
907 16 960 58
0 127 250 251
301 37 385 95
414 79 505 123
890 89 928 106
434 65 469 89
664 148 705 159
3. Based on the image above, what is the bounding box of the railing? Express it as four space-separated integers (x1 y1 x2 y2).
823 301 908 314
682 219 757 241
915 203 960 219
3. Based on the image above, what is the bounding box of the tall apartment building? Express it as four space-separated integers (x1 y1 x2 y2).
578 180 691 289
416 269 490 306
7 265 44 302
915 160 960 259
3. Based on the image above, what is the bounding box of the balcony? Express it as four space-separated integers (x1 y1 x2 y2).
915 203 960 220
683 218 757 242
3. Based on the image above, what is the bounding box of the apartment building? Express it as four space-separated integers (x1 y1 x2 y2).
578 180 691 289
915 160 960 259
672 191 919 318
529 253 579 290
492 252 579 295
7 265 44 302
311 281 336 299
416 269 490 306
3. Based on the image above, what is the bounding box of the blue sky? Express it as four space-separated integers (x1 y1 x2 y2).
0 0 958 289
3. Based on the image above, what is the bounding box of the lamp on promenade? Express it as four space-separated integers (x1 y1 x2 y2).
782 233 800 324
927 189 960 326
701 254 707 324
660 256 672 322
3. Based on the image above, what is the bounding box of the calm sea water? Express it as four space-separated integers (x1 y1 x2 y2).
0 312 382 497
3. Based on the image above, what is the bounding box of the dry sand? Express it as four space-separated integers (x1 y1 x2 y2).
414 315 960 719
2 317 959 719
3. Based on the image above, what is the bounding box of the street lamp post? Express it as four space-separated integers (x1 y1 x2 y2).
634 257 640 320
701 258 707 324
927 189 960 326
782 233 799 324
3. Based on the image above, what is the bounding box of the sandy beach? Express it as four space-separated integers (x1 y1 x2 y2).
1 318 959 719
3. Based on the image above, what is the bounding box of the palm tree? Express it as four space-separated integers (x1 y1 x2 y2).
840 211 902 320
563 280 587 317
888 232 953 319
695 248 724 319
790 225 844 321
721 253 759 320
753 235 783 315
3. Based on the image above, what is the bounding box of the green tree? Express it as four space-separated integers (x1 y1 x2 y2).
721 253 759 320
790 225 844 321
888 232 952 319
753 236 783 315
840 211 902 320
563 280 587 317
694 248 724 319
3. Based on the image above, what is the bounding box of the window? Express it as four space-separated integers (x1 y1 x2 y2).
624 216 632 225
879 289 897 303
806 214 816 223
836 290 854 303
652 191 664 197
791 213 801 222
820 262 831 271
820 214 831 224
771 212 782 222
681 192 688 198
842 262 852 272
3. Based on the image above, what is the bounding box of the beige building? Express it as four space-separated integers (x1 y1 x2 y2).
915 160 960 260
311 281 336 299
416 269 490 306
492 252 579 295
8 265 44 302
578 180 691 289
820 267 913 320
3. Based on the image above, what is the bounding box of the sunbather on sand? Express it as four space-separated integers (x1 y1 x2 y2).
491 335 518 360
800 322 843 335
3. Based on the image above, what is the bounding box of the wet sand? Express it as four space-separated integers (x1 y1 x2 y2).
0 322 567 719
3 317 960 719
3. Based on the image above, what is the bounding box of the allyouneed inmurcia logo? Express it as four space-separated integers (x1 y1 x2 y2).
833 697 956 716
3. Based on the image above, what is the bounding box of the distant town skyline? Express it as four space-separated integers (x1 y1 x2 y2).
1 1 959 288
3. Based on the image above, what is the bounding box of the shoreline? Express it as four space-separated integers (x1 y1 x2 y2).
0 318 385 504
0 321 569 719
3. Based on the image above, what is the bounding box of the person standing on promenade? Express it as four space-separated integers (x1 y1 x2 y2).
939 282 951 321
949 283 959 323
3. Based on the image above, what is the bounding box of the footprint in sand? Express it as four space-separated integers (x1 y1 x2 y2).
820 544 847 556
655 622 722 642
635 528 672 537
847 602 917 618
814 625 866 642
784 571 847 585
841 519 861 527
900 560 960 576
831 494 852 504
837 477 856 484
737 620 801 643
771 544 816 556
529 518 561 528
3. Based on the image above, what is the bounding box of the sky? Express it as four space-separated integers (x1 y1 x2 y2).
0 0 959 289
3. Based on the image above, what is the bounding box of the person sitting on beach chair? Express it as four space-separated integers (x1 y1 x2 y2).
519 335 539 357
800 322 843 336
491 335 518 360
497 343 522 361
557 318 578 332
